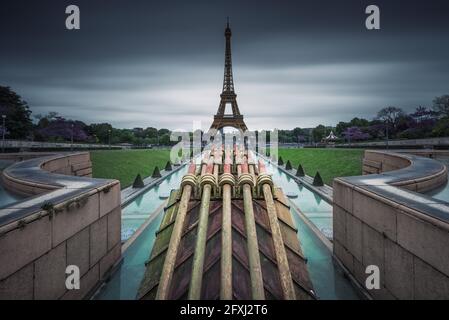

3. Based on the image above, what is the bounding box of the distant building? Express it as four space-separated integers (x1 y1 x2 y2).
324 130 338 142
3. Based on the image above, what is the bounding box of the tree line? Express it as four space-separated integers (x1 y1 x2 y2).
1 85 448 146
0 86 176 146
277 97 449 144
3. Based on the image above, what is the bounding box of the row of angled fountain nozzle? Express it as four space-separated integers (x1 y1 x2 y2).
131 153 324 189
272 155 324 187
178 156 275 200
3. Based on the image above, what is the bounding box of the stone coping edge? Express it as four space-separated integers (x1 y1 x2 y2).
337 150 449 228
0 152 118 231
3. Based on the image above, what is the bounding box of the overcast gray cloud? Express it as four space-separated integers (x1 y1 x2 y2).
1 0 449 130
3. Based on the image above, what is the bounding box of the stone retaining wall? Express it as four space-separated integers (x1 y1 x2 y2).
0 153 121 300
333 150 449 299
2 140 117 150
41 153 93 178
337 136 449 149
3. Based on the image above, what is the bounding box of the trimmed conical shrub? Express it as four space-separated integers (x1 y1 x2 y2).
165 161 172 171
285 160 292 170
313 172 324 186
152 166 162 178
132 174 144 188
296 164 305 177
278 156 284 166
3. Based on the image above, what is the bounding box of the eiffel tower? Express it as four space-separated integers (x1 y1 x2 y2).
209 19 248 132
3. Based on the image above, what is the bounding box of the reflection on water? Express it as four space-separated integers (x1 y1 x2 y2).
264 161 334 238
0 180 23 209
428 182 449 203
121 165 188 241
290 207 359 299
427 158 449 203
96 211 165 299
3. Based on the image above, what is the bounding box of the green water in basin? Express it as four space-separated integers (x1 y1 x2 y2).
96 211 164 299
427 158 449 203
0 163 25 208
121 165 188 241
265 161 334 239
0 184 22 208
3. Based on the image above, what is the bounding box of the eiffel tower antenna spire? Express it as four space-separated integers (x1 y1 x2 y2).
210 19 248 132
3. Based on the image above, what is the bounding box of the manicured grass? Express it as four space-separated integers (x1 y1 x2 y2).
90 149 171 189
278 148 364 186
90 148 363 189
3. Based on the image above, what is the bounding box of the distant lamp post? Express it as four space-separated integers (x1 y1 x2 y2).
108 129 111 149
71 123 74 151
2 115 6 153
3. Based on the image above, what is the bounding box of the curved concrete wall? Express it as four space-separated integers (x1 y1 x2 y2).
362 151 448 193
0 153 121 300
333 150 449 299
1 153 93 197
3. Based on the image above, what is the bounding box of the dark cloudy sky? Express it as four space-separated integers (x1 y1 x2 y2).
1 0 449 131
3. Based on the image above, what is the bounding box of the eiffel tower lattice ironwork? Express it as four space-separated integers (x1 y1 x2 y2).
210 19 248 132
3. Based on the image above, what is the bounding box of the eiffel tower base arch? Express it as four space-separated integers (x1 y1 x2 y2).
210 115 248 132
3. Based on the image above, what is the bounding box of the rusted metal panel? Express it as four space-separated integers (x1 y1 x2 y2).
169 255 193 299
232 229 249 267
232 258 252 300
202 259 221 300
255 224 276 261
201 233 222 299
253 200 271 229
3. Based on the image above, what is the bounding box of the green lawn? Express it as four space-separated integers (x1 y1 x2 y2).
278 148 364 185
90 148 363 189
90 149 171 189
